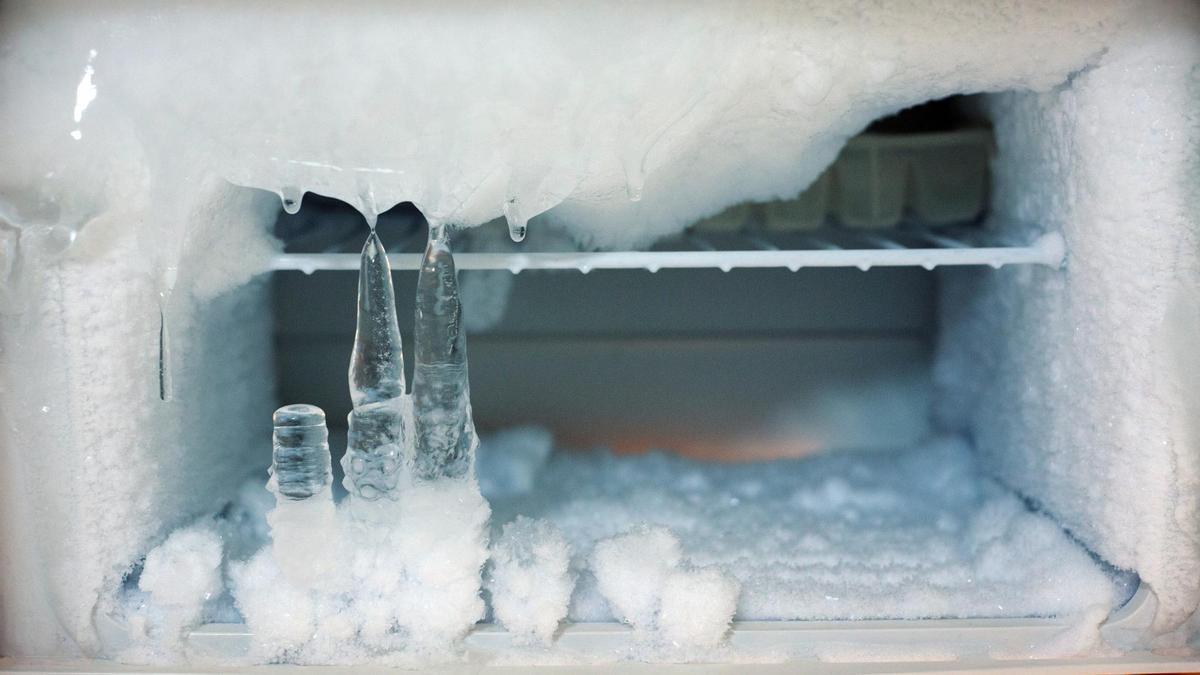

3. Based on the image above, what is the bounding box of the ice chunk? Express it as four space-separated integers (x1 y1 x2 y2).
658 567 740 649
412 224 476 481
488 516 573 644
136 523 223 645
589 526 682 631
343 232 407 501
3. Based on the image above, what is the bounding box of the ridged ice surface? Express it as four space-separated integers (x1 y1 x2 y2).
412 225 476 480
271 404 331 501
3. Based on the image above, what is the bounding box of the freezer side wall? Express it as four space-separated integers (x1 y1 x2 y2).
935 5 1200 634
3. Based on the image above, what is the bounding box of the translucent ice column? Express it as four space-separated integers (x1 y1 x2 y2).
269 404 339 586
412 224 477 480
342 232 407 500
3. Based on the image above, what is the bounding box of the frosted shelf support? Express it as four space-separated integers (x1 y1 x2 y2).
269 231 1066 274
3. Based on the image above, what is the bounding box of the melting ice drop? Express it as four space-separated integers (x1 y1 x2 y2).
342 232 406 500
272 404 332 500
412 224 477 480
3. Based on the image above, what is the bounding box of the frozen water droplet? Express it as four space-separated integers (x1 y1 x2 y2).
787 263 801 272
719 264 732 273
280 187 304 215
857 263 871 271
503 198 527 242
579 264 593 274
647 265 660 273
412 224 476 481
272 404 332 501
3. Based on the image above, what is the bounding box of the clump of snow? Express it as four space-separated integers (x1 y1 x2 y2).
658 567 741 650
488 516 574 644
120 521 223 658
590 526 740 649
591 526 684 631
231 479 490 664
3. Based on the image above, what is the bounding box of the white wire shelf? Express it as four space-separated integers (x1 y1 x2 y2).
269 228 1065 274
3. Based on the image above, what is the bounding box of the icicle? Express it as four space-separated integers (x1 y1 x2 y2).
157 305 173 402
156 265 177 402
411 223 476 480
280 187 304 215
349 232 405 406
342 231 406 501
503 197 527 242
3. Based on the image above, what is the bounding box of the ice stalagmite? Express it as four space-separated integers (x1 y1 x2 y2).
412 224 477 480
269 404 339 586
272 404 332 500
342 232 407 500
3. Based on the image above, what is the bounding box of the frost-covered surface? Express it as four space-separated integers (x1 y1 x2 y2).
935 2 1200 636
482 432 1125 623
231 481 490 665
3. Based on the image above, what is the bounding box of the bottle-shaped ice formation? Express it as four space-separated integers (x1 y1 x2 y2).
343 232 406 500
272 404 332 499
269 404 339 586
412 224 477 480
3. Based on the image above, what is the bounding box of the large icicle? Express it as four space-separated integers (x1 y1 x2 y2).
342 232 407 500
412 224 477 480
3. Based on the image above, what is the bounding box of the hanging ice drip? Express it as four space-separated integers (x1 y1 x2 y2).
412 223 477 481
342 231 407 500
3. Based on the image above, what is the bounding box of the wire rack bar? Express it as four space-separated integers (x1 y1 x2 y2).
269 232 1065 274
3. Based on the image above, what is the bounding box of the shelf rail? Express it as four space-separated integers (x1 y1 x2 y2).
269 230 1065 275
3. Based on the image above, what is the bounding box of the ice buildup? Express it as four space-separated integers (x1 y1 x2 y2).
412 224 477 481
488 516 574 644
343 232 407 501
233 230 491 662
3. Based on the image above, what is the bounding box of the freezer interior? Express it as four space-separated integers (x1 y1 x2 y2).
0 1 1198 669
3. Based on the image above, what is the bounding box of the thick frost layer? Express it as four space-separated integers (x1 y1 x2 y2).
482 433 1124 623
1 2 1124 262
934 2 1200 634
232 481 490 664
487 516 574 645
